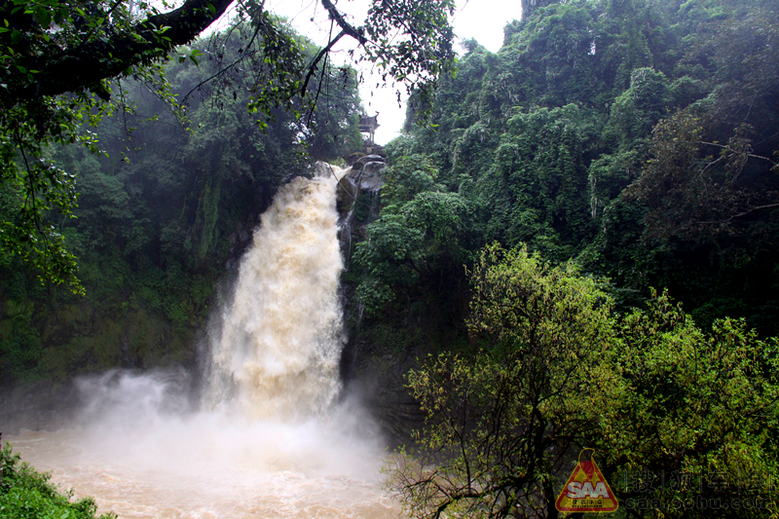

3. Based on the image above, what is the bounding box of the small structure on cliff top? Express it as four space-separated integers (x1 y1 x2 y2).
359 113 380 144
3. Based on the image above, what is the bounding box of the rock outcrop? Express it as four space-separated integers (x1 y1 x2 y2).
336 154 385 261
336 154 385 220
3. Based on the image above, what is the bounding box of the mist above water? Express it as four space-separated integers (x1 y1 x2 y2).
8 166 398 519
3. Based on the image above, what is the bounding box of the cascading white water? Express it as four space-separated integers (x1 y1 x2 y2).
207 165 345 418
7 165 400 519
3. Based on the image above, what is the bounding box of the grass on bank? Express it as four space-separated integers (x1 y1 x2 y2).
0 438 115 519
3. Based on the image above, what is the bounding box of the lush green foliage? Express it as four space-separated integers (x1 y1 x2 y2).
353 155 476 317
0 0 229 292
0 440 115 519
390 244 614 518
358 0 779 338
0 79 109 294
598 294 779 518
389 243 779 518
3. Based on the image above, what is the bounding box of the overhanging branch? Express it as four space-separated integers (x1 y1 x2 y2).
320 0 367 46
8 0 234 103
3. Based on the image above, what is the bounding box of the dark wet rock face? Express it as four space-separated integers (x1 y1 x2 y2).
336 155 385 220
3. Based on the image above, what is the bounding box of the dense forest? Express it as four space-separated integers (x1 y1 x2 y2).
352 0 779 339
2 0 779 517
374 0 779 517
352 0 779 516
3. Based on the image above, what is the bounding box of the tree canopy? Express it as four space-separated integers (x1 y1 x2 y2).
389 243 779 519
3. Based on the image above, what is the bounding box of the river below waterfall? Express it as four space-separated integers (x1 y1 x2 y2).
8 405 399 518
5 165 401 518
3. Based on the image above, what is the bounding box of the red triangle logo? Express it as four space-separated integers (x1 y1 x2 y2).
555 457 619 513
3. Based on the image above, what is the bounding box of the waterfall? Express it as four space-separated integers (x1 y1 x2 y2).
207 163 346 418
6 163 400 519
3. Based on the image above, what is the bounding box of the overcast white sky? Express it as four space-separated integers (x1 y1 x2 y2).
261 0 524 145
